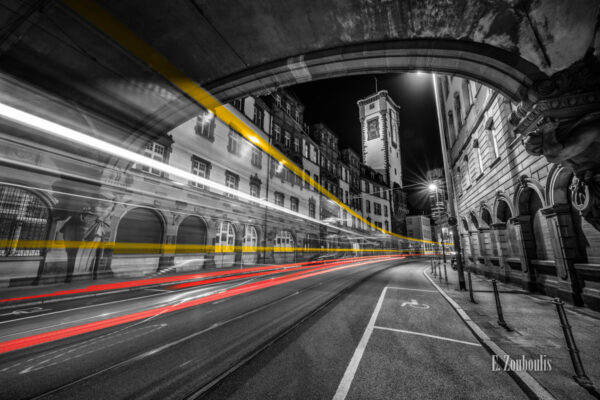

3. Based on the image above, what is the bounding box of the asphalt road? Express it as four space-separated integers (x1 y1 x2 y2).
203 261 528 400
1 258 528 399
0 256 404 399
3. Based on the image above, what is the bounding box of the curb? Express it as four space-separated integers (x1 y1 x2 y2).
423 268 557 400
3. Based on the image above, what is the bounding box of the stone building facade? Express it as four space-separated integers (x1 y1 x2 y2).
0 87 410 287
435 75 600 310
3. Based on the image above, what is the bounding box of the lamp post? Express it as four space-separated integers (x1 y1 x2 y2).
428 183 446 264
432 73 466 290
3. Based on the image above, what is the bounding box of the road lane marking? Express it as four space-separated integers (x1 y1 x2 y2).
333 287 388 400
373 326 481 346
387 287 437 293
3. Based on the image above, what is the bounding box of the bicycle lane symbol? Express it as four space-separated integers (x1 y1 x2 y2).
400 299 430 309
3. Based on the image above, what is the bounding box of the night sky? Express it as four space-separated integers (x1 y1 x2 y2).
291 73 443 213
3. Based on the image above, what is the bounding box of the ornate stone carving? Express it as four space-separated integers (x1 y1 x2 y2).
510 52 600 231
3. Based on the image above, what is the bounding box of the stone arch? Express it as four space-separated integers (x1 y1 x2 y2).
469 211 480 231
546 164 574 207
114 207 165 254
207 40 546 105
176 215 208 253
515 184 553 262
461 217 469 233
480 205 493 229
514 176 547 216
493 193 514 224
0 185 52 258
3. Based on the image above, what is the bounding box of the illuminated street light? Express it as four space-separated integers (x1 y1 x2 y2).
428 183 437 192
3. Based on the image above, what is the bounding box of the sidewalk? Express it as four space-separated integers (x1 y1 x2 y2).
425 262 600 400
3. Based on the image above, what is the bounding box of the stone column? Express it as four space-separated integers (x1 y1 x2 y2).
541 205 583 305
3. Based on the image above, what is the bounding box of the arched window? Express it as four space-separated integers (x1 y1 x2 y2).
176 216 207 253
0 186 50 256
215 221 235 247
275 230 294 249
481 208 492 228
496 200 512 223
115 208 163 254
243 225 258 248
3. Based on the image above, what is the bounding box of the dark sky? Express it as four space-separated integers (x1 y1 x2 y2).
291 73 443 212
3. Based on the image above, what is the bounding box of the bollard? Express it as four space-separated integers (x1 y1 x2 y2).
467 270 476 303
443 261 448 283
492 279 511 331
432 259 436 277
552 298 595 391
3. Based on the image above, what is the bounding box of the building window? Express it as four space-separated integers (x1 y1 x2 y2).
384 205 388 217
455 167 463 197
284 131 291 148
227 130 241 155
0 186 50 257
485 117 499 160
384 221 389 231
294 137 300 153
367 117 379 140
195 110 215 141
249 175 261 198
313 174 318 192
463 156 471 188
233 98 244 112
275 230 294 249
294 109 300 122
251 147 262 168
366 200 371 213
309 199 316 218
474 139 483 175
273 123 282 142
141 141 166 176
290 197 299 212
345 190 349 205
304 170 311 189
191 156 211 189
285 102 292 115
225 171 239 198
274 94 282 107
454 93 462 128
215 221 235 247
274 192 284 207
374 203 382 215
243 225 258 248
304 141 310 158
253 106 264 129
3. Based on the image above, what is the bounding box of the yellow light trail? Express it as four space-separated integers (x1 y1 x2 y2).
60 0 447 246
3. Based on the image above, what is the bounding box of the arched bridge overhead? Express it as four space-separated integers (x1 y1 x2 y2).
0 0 598 134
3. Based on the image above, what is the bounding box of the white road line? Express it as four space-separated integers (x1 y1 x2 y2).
386 287 437 293
373 326 482 346
332 287 388 400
